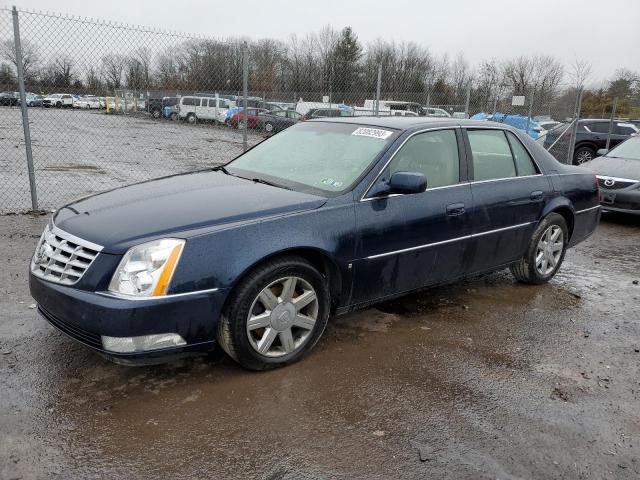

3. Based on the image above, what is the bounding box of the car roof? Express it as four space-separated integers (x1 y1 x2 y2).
309 116 507 130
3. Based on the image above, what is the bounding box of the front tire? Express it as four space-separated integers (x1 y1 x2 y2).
186 113 196 124
510 213 569 284
217 256 330 370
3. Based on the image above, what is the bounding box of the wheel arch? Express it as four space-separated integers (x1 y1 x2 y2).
574 141 598 153
542 198 575 241
226 247 344 311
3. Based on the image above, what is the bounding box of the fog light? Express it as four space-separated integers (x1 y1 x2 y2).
101 333 186 353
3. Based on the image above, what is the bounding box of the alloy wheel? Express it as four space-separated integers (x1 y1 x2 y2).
576 150 592 164
535 225 564 275
246 276 318 358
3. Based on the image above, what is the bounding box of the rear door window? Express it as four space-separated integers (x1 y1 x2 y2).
585 122 609 134
468 130 517 181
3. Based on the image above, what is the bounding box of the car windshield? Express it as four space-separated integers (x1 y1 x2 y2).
227 122 398 196
606 137 640 160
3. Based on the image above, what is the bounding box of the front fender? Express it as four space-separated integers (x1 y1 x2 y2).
169 203 356 298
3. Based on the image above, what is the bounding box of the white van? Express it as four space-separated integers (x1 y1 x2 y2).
178 95 232 124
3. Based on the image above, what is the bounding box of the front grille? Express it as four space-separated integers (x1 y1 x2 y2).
31 224 102 286
607 200 640 211
38 306 103 349
597 176 638 190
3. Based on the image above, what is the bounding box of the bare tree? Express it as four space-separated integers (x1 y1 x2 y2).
48 54 75 87
101 53 126 90
569 58 592 89
0 38 39 82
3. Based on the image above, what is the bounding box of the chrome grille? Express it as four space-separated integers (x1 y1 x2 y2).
597 176 638 191
31 223 102 286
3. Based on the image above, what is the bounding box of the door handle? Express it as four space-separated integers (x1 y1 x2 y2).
530 191 544 201
446 203 466 216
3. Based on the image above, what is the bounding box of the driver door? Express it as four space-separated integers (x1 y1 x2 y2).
351 128 473 304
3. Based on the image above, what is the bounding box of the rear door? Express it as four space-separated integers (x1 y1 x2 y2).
352 128 473 303
464 128 551 273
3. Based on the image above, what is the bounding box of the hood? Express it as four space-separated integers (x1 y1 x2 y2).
582 156 640 180
53 170 327 253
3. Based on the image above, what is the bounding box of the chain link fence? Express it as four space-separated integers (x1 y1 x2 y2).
1 7 638 213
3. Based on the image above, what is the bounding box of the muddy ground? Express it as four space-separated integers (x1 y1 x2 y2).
1 212 639 480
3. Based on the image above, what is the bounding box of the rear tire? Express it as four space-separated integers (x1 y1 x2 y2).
217 256 330 371
510 213 569 284
573 146 595 165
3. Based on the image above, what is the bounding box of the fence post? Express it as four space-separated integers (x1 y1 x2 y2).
567 87 583 165
12 6 38 211
242 40 248 152
374 63 382 117
464 83 471 118
605 96 617 151
525 87 535 136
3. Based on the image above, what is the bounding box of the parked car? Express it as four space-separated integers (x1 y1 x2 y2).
582 136 640 215
148 96 179 119
538 120 561 134
423 107 451 118
0 91 19 106
301 108 354 120
74 96 102 109
544 119 639 165
29 118 600 369
42 93 74 108
25 94 44 107
178 95 232 124
229 107 269 129
257 109 302 134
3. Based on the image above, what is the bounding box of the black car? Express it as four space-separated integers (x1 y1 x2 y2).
29 118 600 370
258 109 302 134
583 136 640 215
0 91 19 106
544 119 639 165
148 96 179 119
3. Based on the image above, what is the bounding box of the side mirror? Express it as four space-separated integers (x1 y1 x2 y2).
370 171 427 196
596 148 608 157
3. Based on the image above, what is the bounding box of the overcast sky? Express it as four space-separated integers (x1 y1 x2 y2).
9 0 639 83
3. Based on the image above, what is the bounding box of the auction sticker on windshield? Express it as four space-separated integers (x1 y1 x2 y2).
352 127 393 140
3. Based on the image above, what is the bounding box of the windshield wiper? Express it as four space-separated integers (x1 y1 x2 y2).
212 165 231 175
251 177 292 191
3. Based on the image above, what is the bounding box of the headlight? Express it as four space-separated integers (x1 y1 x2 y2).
108 239 184 297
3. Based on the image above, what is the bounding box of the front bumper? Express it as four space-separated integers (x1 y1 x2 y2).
30 272 229 362
600 188 640 215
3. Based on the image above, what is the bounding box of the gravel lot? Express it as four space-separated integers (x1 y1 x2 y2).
1 212 639 479
0 107 261 213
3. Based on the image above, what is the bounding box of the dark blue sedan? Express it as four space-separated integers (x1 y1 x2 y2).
29 118 600 369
